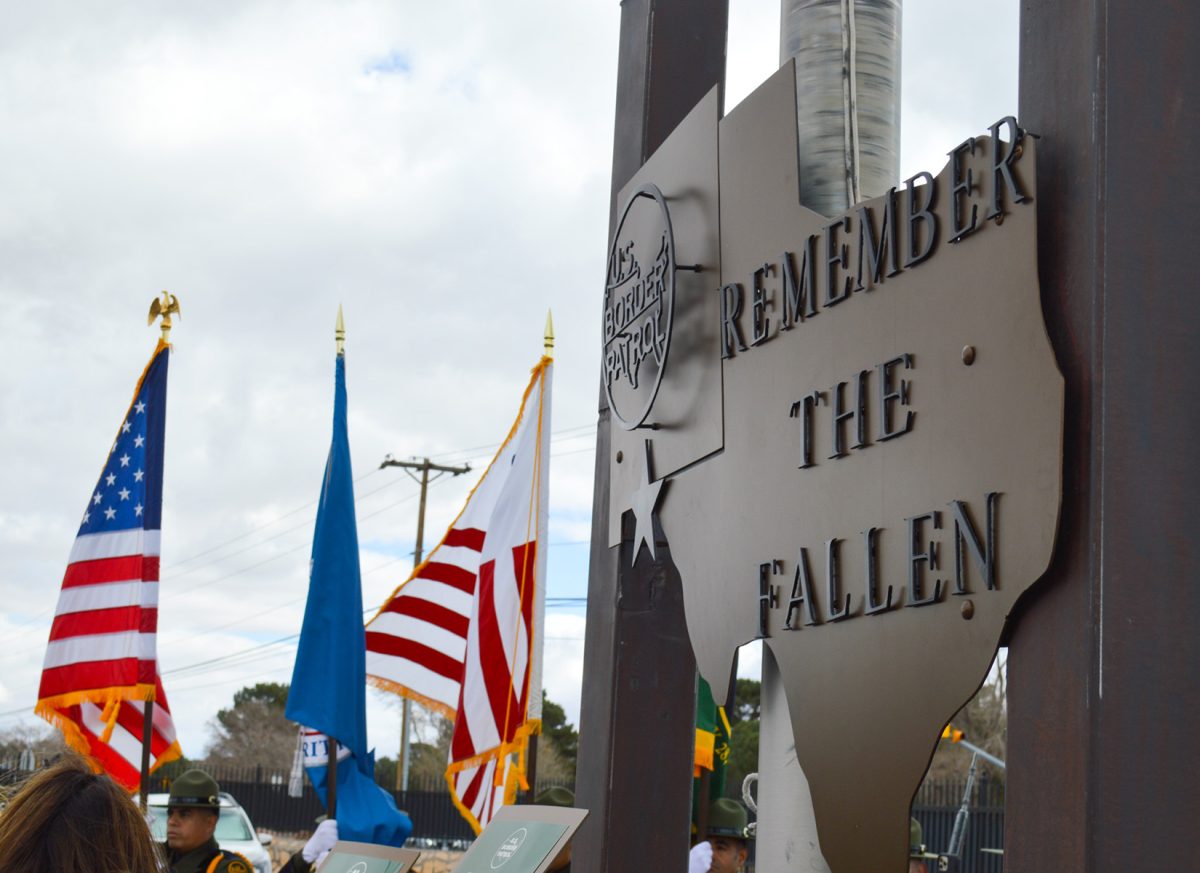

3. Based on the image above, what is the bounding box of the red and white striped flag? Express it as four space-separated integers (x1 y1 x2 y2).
366 355 551 832
35 341 181 790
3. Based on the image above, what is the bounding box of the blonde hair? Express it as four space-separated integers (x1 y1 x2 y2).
0 754 163 872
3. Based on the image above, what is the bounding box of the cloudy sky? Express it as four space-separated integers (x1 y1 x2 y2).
0 0 1018 762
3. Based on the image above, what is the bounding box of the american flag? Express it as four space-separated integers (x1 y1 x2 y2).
35 341 181 790
366 356 551 832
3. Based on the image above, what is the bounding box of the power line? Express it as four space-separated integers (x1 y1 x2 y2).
429 423 595 466
3 424 598 689
0 596 591 720
158 555 409 647
159 487 428 603
157 428 593 599
168 467 388 568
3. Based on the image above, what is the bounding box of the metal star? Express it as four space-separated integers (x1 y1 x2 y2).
630 464 664 562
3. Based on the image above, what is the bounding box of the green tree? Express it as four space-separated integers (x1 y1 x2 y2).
720 678 760 797
729 678 761 723
374 755 398 789
205 682 297 772
384 693 580 789
540 692 578 778
724 713 760 798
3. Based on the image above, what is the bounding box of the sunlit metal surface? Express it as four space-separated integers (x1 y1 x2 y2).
781 0 901 215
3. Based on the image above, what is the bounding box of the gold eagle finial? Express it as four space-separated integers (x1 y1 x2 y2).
147 291 181 342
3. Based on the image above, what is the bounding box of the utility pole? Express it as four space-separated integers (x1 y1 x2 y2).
379 455 471 792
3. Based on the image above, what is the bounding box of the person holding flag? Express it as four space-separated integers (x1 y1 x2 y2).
285 307 412 847
365 315 554 833
35 296 182 794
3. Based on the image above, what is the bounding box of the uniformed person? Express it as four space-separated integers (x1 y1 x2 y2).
278 817 339 873
159 769 252 873
909 817 941 873
700 798 752 873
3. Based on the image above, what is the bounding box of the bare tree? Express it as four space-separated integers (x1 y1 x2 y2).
0 723 65 768
204 682 297 773
925 654 1007 784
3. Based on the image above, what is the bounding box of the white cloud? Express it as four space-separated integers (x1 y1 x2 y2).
0 0 1018 761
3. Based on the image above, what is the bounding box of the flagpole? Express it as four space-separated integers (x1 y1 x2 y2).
139 292 179 811
325 305 347 820
526 310 554 799
327 736 338 817
139 703 153 811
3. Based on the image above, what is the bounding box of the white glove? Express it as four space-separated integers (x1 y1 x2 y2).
302 819 339 863
688 840 713 873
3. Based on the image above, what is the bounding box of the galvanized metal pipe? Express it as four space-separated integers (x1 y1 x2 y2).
780 0 901 214
752 5 902 870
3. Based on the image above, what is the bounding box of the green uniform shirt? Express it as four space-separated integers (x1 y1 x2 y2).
161 837 253 873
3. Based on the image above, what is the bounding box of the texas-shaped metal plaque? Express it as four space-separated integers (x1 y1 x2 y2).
605 63 1063 872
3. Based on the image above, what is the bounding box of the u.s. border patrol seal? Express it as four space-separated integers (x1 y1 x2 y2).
603 184 677 431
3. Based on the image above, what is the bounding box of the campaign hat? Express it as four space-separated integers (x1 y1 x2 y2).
167 769 221 810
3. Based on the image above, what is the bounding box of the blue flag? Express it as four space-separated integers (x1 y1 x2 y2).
286 352 411 846
299 730 412 846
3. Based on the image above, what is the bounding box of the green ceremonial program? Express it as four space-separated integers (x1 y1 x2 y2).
318 849 413 873
455 820 569 873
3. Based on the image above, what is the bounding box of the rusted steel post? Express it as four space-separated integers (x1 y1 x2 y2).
574 3 728 872
1008 1 1200 870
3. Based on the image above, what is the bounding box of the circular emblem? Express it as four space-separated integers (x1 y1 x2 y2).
225 861 249 873
603 183 676 430
489 826 529 869
348 863 369 873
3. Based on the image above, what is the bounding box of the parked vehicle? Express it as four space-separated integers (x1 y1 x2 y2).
145 791 273 873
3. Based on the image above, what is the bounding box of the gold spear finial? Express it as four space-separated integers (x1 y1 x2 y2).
336 304 346 356
544 309 555 355
147 291 181 342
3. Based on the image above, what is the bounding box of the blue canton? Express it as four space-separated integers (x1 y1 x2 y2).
76 347 169 536
79 402 149 535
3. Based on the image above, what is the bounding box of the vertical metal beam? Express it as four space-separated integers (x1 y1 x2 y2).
1009 1 1200 869
575 3 727 872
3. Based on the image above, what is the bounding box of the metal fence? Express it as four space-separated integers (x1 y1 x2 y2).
913 775 1005 873
145 762 573 848
1 759 1004 867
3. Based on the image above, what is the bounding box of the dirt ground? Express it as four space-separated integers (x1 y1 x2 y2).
261 832 464 873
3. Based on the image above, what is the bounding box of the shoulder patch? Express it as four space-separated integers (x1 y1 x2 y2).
224 858 250 873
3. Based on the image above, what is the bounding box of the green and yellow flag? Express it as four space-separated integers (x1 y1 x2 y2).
692 677 732 827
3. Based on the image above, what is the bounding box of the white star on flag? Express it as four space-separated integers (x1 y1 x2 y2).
134 401 146 414
134 470 144 482
37 339 181 794
134 435 145 448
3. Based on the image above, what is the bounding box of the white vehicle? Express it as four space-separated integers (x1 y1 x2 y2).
146 791 274 873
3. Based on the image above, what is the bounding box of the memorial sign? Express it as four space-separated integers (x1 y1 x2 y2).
317 841 420 873
604 62 1064 871
451 805 587 873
